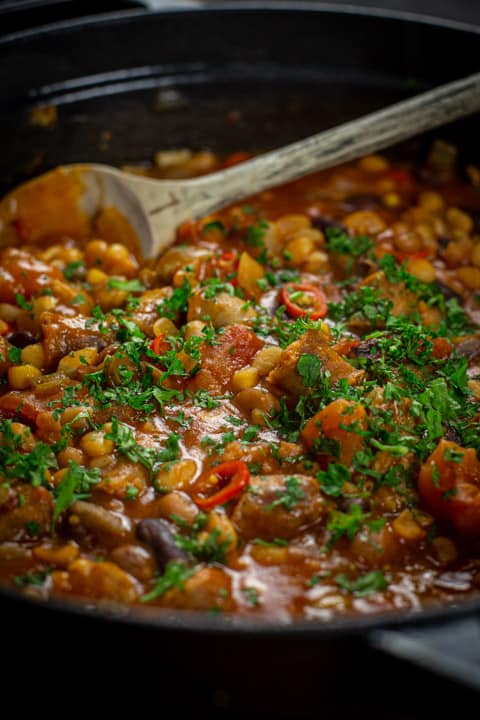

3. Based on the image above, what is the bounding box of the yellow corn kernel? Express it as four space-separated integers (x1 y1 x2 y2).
153 317 179 337
87 267 108 285
20 343 45 369
232 366 259 392
80 431 115 458
8 364 42 389
359 154 389 173
253 346 283 376
57 347 98 377
0 319 9 335
382 192 401 208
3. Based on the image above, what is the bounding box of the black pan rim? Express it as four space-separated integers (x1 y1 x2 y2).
2 579 479 637
1 0 480 48
1 0 480 634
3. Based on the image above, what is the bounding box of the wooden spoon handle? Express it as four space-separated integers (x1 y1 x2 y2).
189 71 480 214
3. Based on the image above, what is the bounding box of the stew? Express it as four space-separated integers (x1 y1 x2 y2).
2 145 480 621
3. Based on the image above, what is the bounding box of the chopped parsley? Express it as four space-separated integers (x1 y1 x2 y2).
140 561 193 603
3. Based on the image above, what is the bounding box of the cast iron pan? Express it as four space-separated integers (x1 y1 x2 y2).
1 2 480 715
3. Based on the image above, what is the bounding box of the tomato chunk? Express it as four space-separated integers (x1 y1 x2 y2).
419 439 480 537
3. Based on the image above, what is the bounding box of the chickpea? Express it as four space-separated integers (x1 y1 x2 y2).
303 250 330 274
392 224 421 254
344 210 386 237
456 266 480 290
85 239 108 267
80 431 115 458
276 214 311 240
444 237 474 268
183 320 207 339
86 268 108 285
33 295 57 320
8 364 42 389
8 422 35 451
57 347 98 377
471 243 480 268
153 317 179 337
104 244 138 276
57 447 85 468
0 303 21 323
406 258 436 284
253 346 283 377
418 191 444 213
234 388 280 418
155 459 197 492
284 234 315 266
446 207 474 235
21 343 45 369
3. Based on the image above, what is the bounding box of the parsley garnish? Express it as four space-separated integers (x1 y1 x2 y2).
335 570 388 596
52 461 101 528
140 561 193 602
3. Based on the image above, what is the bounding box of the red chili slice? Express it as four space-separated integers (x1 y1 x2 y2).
280 283 328 320
149 335 169 356
195 461 250 510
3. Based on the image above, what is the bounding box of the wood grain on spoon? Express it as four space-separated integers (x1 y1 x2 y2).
2 71 480 258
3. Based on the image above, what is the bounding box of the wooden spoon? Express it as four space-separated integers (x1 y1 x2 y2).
9 71 480 257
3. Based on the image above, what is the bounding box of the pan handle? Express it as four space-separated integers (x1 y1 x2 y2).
369 615 480 690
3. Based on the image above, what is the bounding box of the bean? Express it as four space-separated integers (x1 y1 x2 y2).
69 501 132 544
109 544 156 581
136 518 189 571
7 331 37 348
